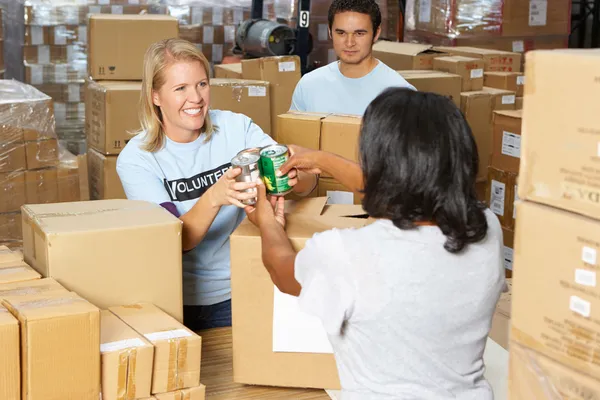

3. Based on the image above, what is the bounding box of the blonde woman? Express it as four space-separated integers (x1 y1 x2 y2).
117 38 316 330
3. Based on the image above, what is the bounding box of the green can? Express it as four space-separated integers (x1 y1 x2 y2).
259 144 292 196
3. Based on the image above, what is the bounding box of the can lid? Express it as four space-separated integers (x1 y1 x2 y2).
232 152 260 165
260 144 288 157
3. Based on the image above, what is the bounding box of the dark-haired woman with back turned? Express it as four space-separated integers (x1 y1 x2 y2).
245 87 505 399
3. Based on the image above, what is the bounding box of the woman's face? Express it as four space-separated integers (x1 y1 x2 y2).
152 60 210 140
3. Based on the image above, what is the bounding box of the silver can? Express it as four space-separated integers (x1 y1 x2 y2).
231 149 261 206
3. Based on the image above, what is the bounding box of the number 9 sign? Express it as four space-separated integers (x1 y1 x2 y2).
299 11 310 28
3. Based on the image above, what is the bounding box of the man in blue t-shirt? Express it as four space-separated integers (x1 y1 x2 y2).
290 0 415 115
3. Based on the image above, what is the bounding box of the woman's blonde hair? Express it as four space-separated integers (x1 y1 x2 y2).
138 38 216 152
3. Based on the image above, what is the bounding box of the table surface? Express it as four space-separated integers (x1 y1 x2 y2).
200 327 331 399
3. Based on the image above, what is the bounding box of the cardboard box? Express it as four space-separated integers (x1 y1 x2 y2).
101 310 154 400
57 162 82 203
460 91 493 181
509 342 600 400
512 201 600 379
484 72 525 97
25 168 59 204
372 41 446 70
487 167 518 229
154 385 206 400
0 213 22 242
502 0 572 37
502 228 515 276
88 15 179 80
433 56 484 92
0 304 19 400
241 56 301 139
518 50 600 220
0 278 67 299
0 261 41 285
276 112 328 149
0 142 26 173
515 97 523 110
88 149 126 200
210 78 271 135
2 292 100 400
109 303 202 394
320 115 362 178
25 138 59 170
0 171 26 214
230 198 373 389
21 200 184 322
489 278 511 349
214 63 242 79
433 46 522 73
318 177 361 205
400 70 462 107
0 246 22 265
86 80 141 155
491 110 522 174
482 87 517 111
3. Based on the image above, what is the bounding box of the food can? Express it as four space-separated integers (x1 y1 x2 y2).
231 150 261 206
259 144 292 196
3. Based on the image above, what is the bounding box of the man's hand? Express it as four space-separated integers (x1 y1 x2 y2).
277 145 324 177
244 180 285 228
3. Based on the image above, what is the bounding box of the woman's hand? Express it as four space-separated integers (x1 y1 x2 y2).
207 167 258 209
244 180 285 229
277 145 324 176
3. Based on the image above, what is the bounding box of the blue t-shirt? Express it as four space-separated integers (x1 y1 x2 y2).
116 110 276 306
290 60 416 115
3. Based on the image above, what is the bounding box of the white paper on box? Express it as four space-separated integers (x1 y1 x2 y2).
529 0 548 26
213 44 223 63
68 84 80 102
272 286 334 354
30 65 43 85
224 26 236 44
233 8 244 25
212 7 224 25
512 40 525 53
144 329 192 342
570 295 591 318
326 190 354 205
490 180 506 216
503 246 514 270
419 0 432 23
203 26 214 44
318 24 329 41
248 86 267 97
111 5 123 14
582 246 597 265
517 76 525 85
54 26 67 45
38 46 50 64
31 26 44 45
191 8 204 25
501 131 521 158
575 269 596 287
279 61 296 72
470 69 484 79
502 95 516 105
101 338 146 353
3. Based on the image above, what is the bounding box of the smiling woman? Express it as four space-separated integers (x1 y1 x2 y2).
116 38 316 331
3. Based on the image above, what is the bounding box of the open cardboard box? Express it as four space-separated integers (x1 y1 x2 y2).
230 197 372 389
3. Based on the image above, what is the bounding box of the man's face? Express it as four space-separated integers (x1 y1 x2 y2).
330 11 380 65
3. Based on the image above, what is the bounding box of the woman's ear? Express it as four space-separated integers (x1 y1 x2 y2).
152 90 161 107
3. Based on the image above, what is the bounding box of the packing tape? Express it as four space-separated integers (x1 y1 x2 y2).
126 348 138 400
117 351 128 400
167 339 178 391
0 284 61 297
177 338 188 389
182 389 191 400
165 337 189 391
9 296 85 310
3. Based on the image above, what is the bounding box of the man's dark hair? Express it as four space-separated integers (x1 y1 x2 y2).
328 0 382 33
360 88 488 254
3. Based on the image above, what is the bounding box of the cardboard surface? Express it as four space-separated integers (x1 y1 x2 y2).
24 139 59 170
512 201 600 379
109 303 202 394
214 63 242 79
373 41 446 70
210 78 271 135
482 87 517 111
0 171 26 214
21 199 184 322
320 115 362 168
0 304 19 400
317 177 361 205
491 110 522 174
433 56 485 92
87 149 126 200
487 167 518 230
0 142 26 173
2 292 100 400
460 91 493 181
490 279 511 350
0 278 67 299
502 0 572 37
433 46 522 72
276 112 328 149
88 15 179 80
0 212 22 243
86 80 141 155
24 168 59 204
400 70 462 107
484 72 525 97
0 246 23 265
101 310 154 400
154 385 206 400
502 227 515 277
0 261 41 285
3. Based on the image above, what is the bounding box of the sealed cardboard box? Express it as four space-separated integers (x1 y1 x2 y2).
0 212 22 242
320 115 362 175
460 91 493 181
372 41 447 70
154 385 206 400
21 199 184 322
433 46 522 73
0 278 67 299
0 304 19 400
0 142 26 173
433 56 484 92
489 279 511 349
25 168 59 204
101 310 154 400
483 87 517 111
109 303 202 394
241 56 301 138
86 80 141 155
88 149 126 200
0 261 41 285
400 70 462 107
318 177 361 205
484 72 525 97
88 15 179 80
0 171 26 213
230 198 372 389
512 201 600 379
487 167 518 229
25 138 59 170
210 78 271 135
491 110 522 174
2 292 100 400
276 112 328 149
214 63 242 79
518 50 600 220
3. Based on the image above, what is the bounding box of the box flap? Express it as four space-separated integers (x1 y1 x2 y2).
373 41 433 56
435 55 482 63
3 292 99 321
109 303 197 340
100 310 152 353
482 87 515 95
494 109 522 119
322 204 366 218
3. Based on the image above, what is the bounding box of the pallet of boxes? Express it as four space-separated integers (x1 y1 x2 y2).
0 80 89 250
508 49 600 398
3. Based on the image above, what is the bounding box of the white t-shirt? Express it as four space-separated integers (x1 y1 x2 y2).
295 210 505 399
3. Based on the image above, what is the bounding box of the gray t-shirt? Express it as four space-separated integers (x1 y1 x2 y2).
295 210 505 399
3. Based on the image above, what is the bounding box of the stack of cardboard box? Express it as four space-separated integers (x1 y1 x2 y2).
85 14 179 200
0 80 89 250
509 49 600 397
